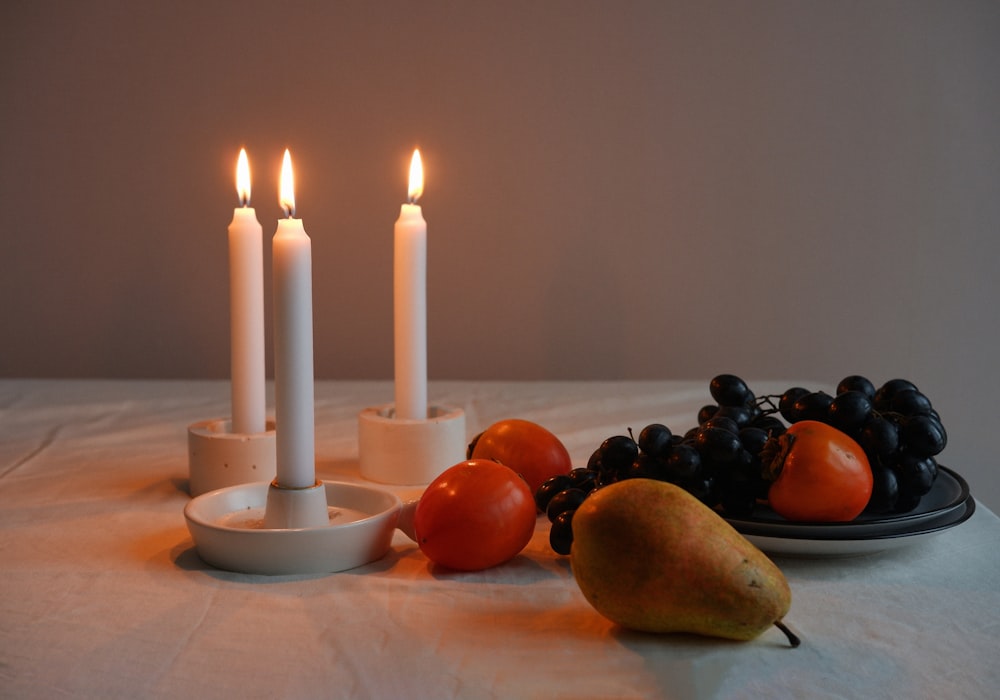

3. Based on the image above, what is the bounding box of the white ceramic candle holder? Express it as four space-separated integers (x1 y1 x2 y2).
358 404 466 485
187 418 277 496
183 480 418 575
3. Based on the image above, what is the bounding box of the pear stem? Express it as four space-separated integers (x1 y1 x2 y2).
774 620 801 648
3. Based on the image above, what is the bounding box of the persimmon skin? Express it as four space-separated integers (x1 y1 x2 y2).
762 420 873 522
414 460 537 571
469 419 573 494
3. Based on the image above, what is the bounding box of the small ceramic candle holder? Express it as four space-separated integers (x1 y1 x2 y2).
358 404 466 485
187 418 277 496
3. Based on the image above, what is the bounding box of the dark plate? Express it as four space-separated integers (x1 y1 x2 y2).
743 494 976 557
725 466 969 539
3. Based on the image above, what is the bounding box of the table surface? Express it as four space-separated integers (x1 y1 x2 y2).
2 379 998 700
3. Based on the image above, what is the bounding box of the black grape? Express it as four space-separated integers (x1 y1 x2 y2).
546 488 587 522
697 404 718 425
567 467 599 493
866 464 900 514
664 443 702 480
859 416 900 460
715 404 753 428
779 387 810 422
695 427 743 464
873 379 919 411
837 375 876 400
535 474 572 512
889 389 933 417
738 426 770 457
896 453 938 496
597 435 638 475
792 391 834 423
638 423 673 458
902 415 947 457
828 391 873 435
549 510 575 556
702 416 740 435
627 454 664 480
710 374 752 407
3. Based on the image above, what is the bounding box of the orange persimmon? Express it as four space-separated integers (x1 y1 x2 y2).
468 418 573 494
761 420 873 522
414 460 537 571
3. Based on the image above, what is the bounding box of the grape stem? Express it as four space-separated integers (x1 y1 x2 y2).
754 394 782 415
774 620 801 648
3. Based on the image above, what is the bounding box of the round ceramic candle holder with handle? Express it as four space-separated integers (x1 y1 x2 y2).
187 418 277 496
183 480 418 575
357 404 466 485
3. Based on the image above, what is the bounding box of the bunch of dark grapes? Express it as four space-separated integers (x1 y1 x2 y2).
537 373 948 555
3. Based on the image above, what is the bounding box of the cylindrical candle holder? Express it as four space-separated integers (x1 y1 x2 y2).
262 479 330 529
187 418 277 496
358 404 466 485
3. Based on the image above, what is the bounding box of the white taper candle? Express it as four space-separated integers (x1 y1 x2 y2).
228 148 266 435
272 149 316 489
394 149 428 420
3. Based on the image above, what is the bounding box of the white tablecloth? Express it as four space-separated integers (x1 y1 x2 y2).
1 379 998 699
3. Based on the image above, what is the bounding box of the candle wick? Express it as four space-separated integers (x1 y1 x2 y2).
239 193 250 208
282 203 296 219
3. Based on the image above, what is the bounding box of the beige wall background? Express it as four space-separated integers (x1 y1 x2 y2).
2 1 999 510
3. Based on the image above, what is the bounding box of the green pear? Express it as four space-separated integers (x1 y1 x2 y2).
570 478 799 646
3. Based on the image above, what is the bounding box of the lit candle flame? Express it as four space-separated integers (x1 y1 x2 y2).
236 148 251 207
279 149 296 218
408 149 423 204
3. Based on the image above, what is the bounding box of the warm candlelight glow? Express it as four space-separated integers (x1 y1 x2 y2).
408 149 424 204
279 149 296 218
236 148 251 206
